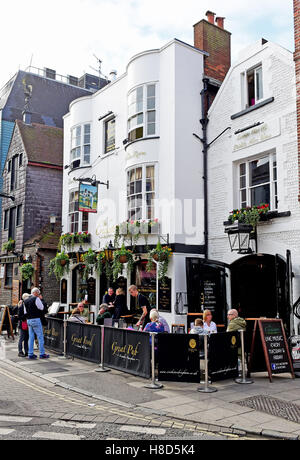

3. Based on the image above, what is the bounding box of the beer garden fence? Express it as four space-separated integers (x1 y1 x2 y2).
42 316 243 384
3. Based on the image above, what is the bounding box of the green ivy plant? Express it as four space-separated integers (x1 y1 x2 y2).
82 248 97 280
146 241 172 282
2 238 15 253
20 263 34 281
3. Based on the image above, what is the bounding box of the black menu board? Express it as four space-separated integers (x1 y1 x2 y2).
249 319 294 382
158 277 171 312
202 280 217 312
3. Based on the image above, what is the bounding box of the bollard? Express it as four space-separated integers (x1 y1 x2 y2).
235 329 253 384
95 325 111 373
145 333 163 390
58 319 70 360
198 334 217 393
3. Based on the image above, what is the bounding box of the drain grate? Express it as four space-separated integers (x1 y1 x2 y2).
237 395 300 424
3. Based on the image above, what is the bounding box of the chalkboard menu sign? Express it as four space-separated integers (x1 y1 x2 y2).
249 319 294 382
201 280 217 313
158 277 171 312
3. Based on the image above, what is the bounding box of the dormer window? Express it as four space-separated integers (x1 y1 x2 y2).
246 65 263 108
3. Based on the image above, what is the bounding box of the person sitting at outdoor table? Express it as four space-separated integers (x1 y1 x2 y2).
68 307 88 324
96 304 112 325
150 308 170 333
189 318 207 335
143 310 165 333
226 309 246 332
203 309 217 334
113 288 128 320
78 302 90 321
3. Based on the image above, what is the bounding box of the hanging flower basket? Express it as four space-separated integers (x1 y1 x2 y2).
20 263 34 281
112 244 134 281
49 252 70 281
146 241 172 282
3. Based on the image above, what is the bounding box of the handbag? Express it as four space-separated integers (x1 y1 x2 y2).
21 320 28 331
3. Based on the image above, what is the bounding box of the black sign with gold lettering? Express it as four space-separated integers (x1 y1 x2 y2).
157 334 200 382
158 277 171 312
208 332 239 382
104 327 151 379
43 318 64 353
66 323 101 364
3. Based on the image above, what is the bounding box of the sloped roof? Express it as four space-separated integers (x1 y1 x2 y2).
1 70 92 127
16 120 63 167
23 222 61 250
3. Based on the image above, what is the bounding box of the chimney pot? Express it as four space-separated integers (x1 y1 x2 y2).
205 10 216 24
216 17 225 29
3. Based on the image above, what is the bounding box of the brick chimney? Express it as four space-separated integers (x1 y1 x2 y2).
293 0 300 201
194 12 231 83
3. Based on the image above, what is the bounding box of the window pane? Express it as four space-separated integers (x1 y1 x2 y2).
240 163 246 176
247 69 255 107
256 67 263 101
147 85 155 98
147 98 155 110
137 87 143 101
147 123 155 135
251 184 270 207
83 145 90 164
147 111 156 123
240 176 246 189
250 157 269 186
135 180 142 194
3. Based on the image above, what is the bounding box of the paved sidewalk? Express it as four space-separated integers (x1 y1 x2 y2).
2 337 300 440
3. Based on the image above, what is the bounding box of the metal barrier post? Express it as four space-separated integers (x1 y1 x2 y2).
235 329 253 384
95 325 111 373
145 333 163 389
198 334 217 393
58 319 70 360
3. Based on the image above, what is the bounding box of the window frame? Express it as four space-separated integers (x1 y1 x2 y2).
5 263 13 288
127 83 157 143
244 64 263 109
70 123 91 168
104 116 116 154
126 164 157 221
68 189 89 233
237 152 277 211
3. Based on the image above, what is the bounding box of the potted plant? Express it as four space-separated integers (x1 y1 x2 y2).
59 232 91 251
20 263 34 281
146 241 172 281
49 252 70 280
228 204 270 228
2 238 15 253
82 248 97 280
95 251 106 276
112 244 134 281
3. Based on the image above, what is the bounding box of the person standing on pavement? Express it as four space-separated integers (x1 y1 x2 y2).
23 288 49 360
17 294 30 357
129 285 151 330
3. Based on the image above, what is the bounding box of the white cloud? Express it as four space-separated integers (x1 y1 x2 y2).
0 0 294 89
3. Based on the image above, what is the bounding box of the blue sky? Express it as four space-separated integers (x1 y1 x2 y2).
0 0 295 89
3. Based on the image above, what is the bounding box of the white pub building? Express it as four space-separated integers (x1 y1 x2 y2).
59 13 232 329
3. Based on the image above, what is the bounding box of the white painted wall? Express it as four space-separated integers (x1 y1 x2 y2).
207 40 300 328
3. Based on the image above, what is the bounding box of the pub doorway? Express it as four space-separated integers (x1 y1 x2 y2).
230 254 290 335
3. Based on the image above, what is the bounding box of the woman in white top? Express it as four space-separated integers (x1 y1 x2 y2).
203 310 217 334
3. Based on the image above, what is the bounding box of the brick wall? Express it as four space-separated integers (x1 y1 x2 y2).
194 18 231 83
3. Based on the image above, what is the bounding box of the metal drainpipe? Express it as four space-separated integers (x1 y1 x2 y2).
200 78 210 260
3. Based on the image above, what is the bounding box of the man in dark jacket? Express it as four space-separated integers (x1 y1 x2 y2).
24 288 49 360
